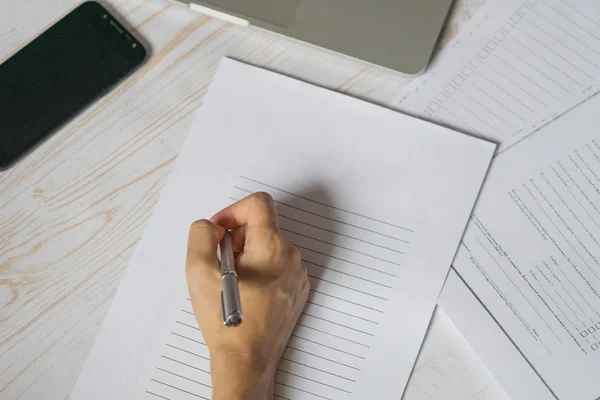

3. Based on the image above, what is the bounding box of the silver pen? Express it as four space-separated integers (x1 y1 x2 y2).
219 231 243 327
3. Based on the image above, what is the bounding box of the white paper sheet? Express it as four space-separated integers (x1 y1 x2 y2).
440 269 556 400
70 58 494 400
452 93 600 400
395 1 600 397
393 0 600 152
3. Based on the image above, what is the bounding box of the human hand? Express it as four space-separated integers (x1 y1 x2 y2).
186 192 310 400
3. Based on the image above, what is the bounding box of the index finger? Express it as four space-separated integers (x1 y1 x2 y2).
211 192 279 231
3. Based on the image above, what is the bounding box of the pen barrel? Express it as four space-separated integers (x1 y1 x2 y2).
221 273 243 327
219 232 236 275
219 231 243 327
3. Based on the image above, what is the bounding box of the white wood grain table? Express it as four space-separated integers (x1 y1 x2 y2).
0 1 511 399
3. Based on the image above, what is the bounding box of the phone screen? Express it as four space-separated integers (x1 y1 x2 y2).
0 1 147 169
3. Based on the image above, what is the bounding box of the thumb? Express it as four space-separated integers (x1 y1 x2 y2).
186 219 225 283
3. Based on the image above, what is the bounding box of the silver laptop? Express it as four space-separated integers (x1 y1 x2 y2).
182 0 455 75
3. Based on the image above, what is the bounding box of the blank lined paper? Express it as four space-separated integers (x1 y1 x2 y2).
70 59 494 400
394 0 600 152
146 177 416 400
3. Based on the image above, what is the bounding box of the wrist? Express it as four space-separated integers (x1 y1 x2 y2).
210 352 274 400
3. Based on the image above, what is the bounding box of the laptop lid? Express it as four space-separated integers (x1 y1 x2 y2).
184 0 455 75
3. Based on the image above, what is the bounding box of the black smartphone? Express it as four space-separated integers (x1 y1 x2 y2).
0 1 148 170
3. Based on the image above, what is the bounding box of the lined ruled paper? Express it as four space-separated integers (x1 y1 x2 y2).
70 58 494 400
144 176 413 399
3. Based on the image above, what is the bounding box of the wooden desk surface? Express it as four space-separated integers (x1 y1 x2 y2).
0 0 510 398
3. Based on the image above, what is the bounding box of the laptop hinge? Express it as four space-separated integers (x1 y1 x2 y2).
187 3 250 27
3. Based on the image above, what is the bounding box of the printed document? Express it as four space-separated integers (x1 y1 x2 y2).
393 1 600 397
454 94 600 400
70 59 494 400
394 0 600 152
